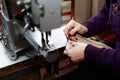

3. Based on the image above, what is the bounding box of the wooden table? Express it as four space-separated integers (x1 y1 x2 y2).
0 41 45 80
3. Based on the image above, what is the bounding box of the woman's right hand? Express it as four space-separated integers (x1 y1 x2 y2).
64 20 88 41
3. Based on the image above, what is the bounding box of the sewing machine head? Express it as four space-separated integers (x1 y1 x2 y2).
1 0 61 30
0 0 66 62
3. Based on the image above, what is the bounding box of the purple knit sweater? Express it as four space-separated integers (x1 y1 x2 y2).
83 0 120 73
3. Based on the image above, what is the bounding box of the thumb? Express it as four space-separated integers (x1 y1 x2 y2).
63 50 68 55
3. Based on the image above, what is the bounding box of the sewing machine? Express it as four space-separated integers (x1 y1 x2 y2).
0 0 67 62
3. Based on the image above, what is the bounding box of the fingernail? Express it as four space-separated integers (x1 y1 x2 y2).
68 34 71 37
75 37 78 40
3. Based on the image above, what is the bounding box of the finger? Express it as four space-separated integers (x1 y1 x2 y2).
70 56 78 62
69 26 79 36
78 25 88 34
64 47 75 56
78 27 86 34
63 27 71 38
70 56 80 62
69 36 78 41
63 50 69 55
70 41 79 46
74 58 84 62
67 20 75 28
64 20 75 37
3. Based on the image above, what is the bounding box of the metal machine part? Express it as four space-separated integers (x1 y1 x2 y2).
0 0 67 62
0 0 69 79
0 10 33 61
32 0 61 31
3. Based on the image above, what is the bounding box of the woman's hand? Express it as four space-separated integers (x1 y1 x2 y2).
64 20 88 41
64 41 88 62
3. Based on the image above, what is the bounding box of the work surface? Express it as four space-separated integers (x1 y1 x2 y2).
0 42 29 69
0 40 45 79
0 26 68 79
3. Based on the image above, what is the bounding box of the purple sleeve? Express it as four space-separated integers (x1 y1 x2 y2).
83 2 110 36
83 0 120 74
85 45 120 73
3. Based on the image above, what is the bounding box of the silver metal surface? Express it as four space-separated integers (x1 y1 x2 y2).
0 0 66 62
34 0 62 31
0 41 28 68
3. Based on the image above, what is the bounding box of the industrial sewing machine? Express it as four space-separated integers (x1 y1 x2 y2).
0 0 67 63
